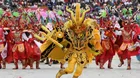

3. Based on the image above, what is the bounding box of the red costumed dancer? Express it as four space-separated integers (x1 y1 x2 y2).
24 24 41 69
96 18 116 69
117 20 139 70
23 25 33 69
0 12 12 69
114 7 139 70
5 28 14 64
12 24 26 69
4 15 16 64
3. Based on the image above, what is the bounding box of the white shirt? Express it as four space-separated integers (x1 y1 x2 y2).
101 30 107 40
22 32 33 41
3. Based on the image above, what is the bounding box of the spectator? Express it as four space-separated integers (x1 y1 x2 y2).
46 0 53 9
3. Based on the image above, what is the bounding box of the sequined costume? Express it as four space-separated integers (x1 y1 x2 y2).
55 3 102 78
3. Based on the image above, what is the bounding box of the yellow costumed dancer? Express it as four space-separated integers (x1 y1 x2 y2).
56 3 102 78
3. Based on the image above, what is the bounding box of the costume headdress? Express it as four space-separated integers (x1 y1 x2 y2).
64 3 100 34
115 7 139 31
66 3 90 26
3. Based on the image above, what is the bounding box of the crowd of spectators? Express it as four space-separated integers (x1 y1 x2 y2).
1 0 140 9
0 0 139 23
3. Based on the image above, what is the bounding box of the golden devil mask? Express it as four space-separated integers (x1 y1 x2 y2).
65 3 99 34
65 3 90 33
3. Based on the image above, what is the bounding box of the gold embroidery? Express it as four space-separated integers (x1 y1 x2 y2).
18 44 25 52
0 44 4 52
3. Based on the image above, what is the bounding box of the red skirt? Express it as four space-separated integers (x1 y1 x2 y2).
32 44 41 61
24 41 33 58
118 48 139 60
13 43 26 60
25 41 41 61
6 42 14 63
96 40 115 65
